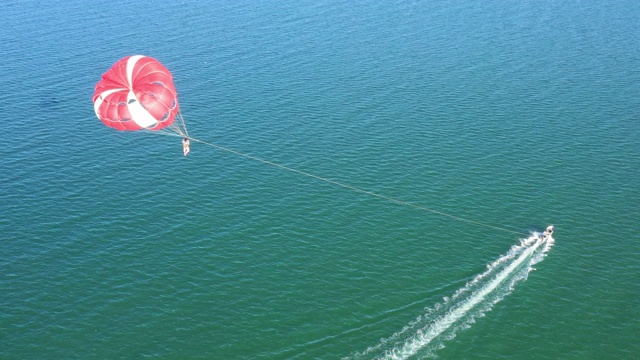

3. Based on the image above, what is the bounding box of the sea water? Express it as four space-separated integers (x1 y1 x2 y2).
1 1 639 358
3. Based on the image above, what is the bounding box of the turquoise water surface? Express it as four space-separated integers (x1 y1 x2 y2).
1 1 639 359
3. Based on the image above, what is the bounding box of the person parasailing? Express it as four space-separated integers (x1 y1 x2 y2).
92 55 189 149
182 137 191 156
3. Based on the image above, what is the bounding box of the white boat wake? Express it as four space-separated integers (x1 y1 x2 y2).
347 233 554 360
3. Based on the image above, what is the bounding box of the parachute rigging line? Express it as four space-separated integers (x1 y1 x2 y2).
188 137 524 236
147 112 189 138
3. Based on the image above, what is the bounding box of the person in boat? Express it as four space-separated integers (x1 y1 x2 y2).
542 225 554 238
182 137 190 156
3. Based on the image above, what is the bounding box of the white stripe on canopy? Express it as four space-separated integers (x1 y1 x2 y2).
125 55 158 129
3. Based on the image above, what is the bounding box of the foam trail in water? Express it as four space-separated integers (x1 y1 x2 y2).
348 234 553 360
